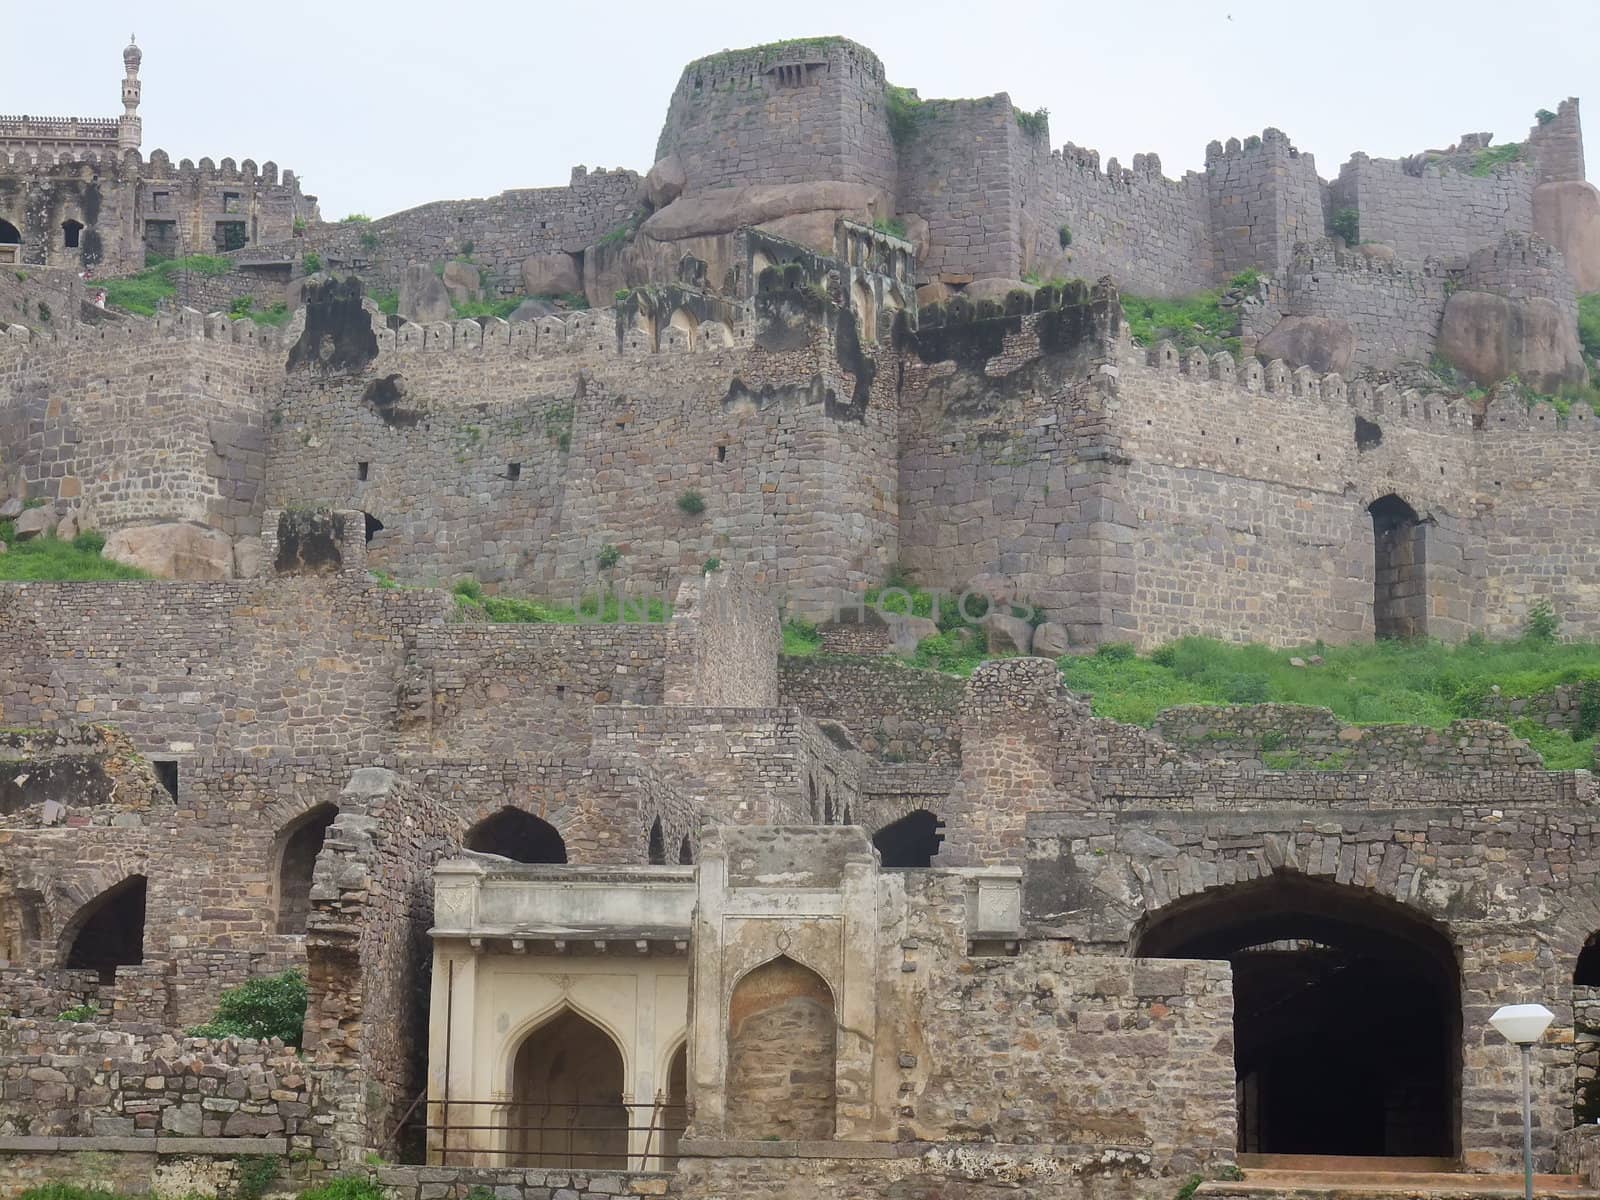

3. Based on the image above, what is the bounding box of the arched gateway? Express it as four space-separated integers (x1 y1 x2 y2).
1135 873 1460 1158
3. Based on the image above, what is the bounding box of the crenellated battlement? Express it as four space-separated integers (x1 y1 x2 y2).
0 306 295 368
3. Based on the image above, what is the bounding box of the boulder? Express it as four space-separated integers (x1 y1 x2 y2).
55 510 79 542
963 277 1035 304
1533 180 1600 293
981 612 1034 655
520 251 582 298
0 540 7 554
397 264 452 324
640 181 881 246
0 497 21 520
439 260 481 306
899 212 931 263
233 535 268 580
12 507 56 541
103 523 234 581
1355 243 1396 263
645 154 686 209
508 296 558 322
1437 291 1588 392
1031 621 1071 657
915 281 951 307
1256 315 1357 375
884 614 940 656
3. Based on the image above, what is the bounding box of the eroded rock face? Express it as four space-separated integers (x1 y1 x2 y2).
645 154 686 209
103 522 234 580
1438 291 1588 391
11 507 56 541
520 252 582 298
640 181 880 247
981 612 1034 655
439 260 481 306
1257 315 1357 375
1533 180 1600 293
397 263 452 324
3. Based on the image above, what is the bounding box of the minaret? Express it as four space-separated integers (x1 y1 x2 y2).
118 35 142 153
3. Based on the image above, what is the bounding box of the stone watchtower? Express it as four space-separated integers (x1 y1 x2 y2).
119 36 143 153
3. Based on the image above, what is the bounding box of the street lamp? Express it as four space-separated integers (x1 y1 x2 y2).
1490 1002 1555 1200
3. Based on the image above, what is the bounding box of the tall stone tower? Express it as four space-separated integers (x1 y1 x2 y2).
118 36 142 153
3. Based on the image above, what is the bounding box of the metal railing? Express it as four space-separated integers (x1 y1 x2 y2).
402 1096 687 1171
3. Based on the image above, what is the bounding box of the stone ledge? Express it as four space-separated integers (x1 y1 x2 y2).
0 1135 288 1155
678 1137 904 1159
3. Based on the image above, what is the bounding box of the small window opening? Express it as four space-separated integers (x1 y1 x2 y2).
222 192 241 214
357 461 369 481
507 462 522 481
152 760 178 800
717 445 727 462
62 219 83 249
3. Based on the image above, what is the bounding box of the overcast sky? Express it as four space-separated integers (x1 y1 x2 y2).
8 1 1597 219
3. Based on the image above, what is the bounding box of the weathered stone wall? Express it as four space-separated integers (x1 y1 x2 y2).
1333 153 1536 264
655 39 897 201
1255 240 1449 368
304 767 457 1158
895 96 1021 284
660 564 779 707
1025 145 1215 298
779 656 962 764
1151 704 1545 771
0 314 280 535
1461 230 1580 325
1205 131 1326 280
284 167 642 298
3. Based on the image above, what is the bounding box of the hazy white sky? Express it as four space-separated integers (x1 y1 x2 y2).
8 1 1596 219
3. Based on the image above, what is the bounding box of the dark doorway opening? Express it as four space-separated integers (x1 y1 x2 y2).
647 817 666 865
363 512 383 544
63 875 148 983
152 760 178 800
62 220 83 249
1135 874 1460 1158
1577 935 1600 986
872 810 944 868
678 835 693 865
276 804 338 935
466 808 567 863
510 1009 627 1167
0 219 19 244
1370 495 1427 639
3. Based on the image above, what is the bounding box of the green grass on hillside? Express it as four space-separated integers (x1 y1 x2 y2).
1060 636 1600 769
1579 293 1600 363
0 529 150 581
452 578 670 624
99 254 235 316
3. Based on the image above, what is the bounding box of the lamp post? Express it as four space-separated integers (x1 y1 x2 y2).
1490 1002 1555 1200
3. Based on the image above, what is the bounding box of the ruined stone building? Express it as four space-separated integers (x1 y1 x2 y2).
0 41 316 272
0 33 1597 1200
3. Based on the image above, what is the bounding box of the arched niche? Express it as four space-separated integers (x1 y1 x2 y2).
466 808 567 864
872 809 944 868
725 955 836 1140
509 1008 628 1169
61 875 147 983
275 804 338 935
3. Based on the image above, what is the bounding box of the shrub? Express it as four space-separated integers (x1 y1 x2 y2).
1330 207 1360 245
56 1003 97 1022
297 1178 386 1200
597 544 621 570
1536 108 1558 126
302 251 322 274
232 1155 281 1200
371 290 399 316
1243 134 1262 151
782 619 821 656
1120 289 1241 358
871 217 906 239
1578 294 1600 363
70 529 105 554
359 230 380 253
339 213 372 223
703 557 722 573
187 970 307 1046
1014 106 1049 138
1524 600 1559 642
676 489 706 515
1470 141 1524 176
885 84 925 146
1058 224 1072 249
452 577 484 601
228 296 254 318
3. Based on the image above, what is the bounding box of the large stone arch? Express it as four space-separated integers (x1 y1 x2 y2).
465 807 567 864
1134 871 1463 1158
506 1005 629 1169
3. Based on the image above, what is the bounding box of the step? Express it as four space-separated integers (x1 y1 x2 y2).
1240 1156 1466 1173
1199 1171 1595 1200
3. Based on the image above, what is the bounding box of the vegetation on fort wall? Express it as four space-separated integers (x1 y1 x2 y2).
451 578 670 624
0 528 150 582
1579 293 1600 363
19 1178 385 1200
1120 274 1257 358
100 254 233 317
1061 630 1600 768
1470 141 1525 176
187 969 307 1046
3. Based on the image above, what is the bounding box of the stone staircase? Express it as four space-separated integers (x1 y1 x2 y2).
1196 1155 1598 1200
